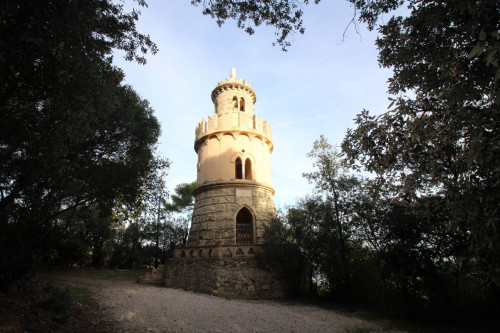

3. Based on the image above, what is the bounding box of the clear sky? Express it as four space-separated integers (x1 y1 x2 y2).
113 1 393 210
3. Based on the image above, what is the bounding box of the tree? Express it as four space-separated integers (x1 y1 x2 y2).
303 135 364 298
54 203 118 268
134 156 171 269
109 156 172 269
352 188 471 314
261 211 309 295
0 0 159 286
341 0 500 290
191 0 322 51
163 181 196 248
165 181 197 213
263 136 367 298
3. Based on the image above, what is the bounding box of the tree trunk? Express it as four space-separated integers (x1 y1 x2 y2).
333 192 351 300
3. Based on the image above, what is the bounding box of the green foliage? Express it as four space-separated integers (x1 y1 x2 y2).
303 136 367 298
342 0 500 288
0 0 160 287
165 181 197 213
261 136 376 298
261 198 382 300
108 166 189 269
52 284 92 299
52 204 116 268
191 0 321 50
262 134 498 325
260 214 308 295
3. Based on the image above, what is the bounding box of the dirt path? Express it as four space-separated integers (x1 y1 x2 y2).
46 271 395 333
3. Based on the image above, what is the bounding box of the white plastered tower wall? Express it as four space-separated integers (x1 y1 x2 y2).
189 68 275 247
195 68 273 186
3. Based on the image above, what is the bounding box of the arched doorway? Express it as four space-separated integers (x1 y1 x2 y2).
236 207 254 245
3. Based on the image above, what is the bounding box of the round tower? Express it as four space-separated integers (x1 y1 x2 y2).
189 68 275 248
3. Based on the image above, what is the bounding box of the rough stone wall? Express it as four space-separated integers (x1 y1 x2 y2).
189 183 275 247
163 258 286 298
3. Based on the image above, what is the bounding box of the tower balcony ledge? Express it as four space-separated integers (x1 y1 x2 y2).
193 179 275 196
194 127 273 153
211 81 257 104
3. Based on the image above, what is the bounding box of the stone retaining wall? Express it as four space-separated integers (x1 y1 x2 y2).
163 257 286 299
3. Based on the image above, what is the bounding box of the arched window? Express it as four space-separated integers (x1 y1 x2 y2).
239 97 245 111
236 248 244 256
236 207 253 245
180 250 186 258
232 96 238 110
208 249 213 257
245 158 252 180
198 249 203 257
235 157 243 179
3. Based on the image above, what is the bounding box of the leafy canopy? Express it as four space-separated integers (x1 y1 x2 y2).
191 0 320 50
341 0 500 282
0 0 159 285
165 181 197 213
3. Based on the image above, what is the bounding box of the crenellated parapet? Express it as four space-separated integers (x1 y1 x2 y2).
195 111 273 152
211 68 256 105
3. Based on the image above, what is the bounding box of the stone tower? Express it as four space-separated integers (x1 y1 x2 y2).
162 69 284 298
189 68 275 249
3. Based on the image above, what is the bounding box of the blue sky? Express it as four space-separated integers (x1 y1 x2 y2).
113 1 393 209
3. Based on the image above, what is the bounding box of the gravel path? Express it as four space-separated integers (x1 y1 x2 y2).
48 272 392 332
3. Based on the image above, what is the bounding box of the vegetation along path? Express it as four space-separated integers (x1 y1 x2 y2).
46 270 394 332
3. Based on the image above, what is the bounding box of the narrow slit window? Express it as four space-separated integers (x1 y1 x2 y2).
240 97 245 111
235 157 243 179
232 96 238 110
245 158 252 180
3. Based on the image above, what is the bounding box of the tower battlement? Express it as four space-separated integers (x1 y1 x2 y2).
211 68 257 105
195 112 272 146
215 72 253 89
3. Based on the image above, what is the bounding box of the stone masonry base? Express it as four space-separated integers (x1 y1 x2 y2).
162 257 286 298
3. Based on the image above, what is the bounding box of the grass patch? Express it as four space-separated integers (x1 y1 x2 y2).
52 283 92 299
85 269 144 280
86 271 122 280
0 278 116 332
